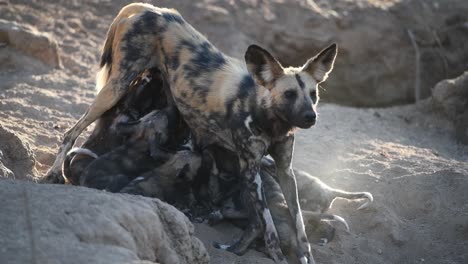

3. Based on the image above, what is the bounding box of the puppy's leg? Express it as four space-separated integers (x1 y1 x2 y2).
269 136 314 264
44 67 146 183
208 195 249 225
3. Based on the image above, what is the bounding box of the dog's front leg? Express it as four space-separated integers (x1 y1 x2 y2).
214 135 286 263
269 135 315 264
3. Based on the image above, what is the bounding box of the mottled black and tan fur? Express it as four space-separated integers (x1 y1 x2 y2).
45 3 337 263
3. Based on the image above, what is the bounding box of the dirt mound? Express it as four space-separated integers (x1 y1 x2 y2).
432 71 468 144
293 101 468 263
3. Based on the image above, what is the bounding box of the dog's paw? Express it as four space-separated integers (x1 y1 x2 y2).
208 210 224 226
298 252 316 264
297 241 315 264
212 241 231 250
318 238 328 246
212 240 247 256
41 171 65 184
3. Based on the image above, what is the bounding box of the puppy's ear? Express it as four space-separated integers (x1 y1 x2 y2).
245 45 283 88
303 43 337 83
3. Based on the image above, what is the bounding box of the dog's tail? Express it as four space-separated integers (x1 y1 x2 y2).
62 147 99 183
96 3 153 93
302 210 350 232
96 20 114 92
330 189 374 210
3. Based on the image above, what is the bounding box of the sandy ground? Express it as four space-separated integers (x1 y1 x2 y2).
1 1 467 264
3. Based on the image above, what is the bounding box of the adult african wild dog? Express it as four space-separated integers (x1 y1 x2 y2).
45 3 337 263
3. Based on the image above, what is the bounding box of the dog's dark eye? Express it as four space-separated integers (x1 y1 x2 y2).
284 90 297 99
310 90 317 102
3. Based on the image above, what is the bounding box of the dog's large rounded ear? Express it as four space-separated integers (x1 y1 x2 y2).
245 45 283 88
303 43 338 83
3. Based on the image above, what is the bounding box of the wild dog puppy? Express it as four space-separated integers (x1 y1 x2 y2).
45 3 337 263
63 67 189 186
79 140 155 192
76 100 190 192
77 109 171 192
60 68 166 185
259 162 338 264
295 169 373 246
295 170 374 213
120 148 202 208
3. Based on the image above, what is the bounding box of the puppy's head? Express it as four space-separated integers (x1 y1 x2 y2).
245 44 337 129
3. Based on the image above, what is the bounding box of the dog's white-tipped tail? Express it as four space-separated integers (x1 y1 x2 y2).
302 210 350 232
357 192 374 210
62 147 99 184
95 64 110 94
331 214 350 232
67 147 99 159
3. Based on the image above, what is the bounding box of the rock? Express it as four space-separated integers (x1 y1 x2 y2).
432 71 468 119
0 125 35 180
455 111 468 144
0 159 14 178
0 179 209 264
0 19 61 68
432 71 468 143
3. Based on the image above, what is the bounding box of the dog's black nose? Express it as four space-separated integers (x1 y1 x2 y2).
303 111 316 123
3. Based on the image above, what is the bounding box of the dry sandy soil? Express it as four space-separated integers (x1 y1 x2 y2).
1 1 467 264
